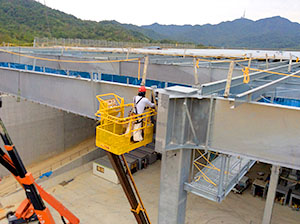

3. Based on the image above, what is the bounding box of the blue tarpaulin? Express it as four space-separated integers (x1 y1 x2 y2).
259 97 300 108
69 70 90 79
10 63 25 70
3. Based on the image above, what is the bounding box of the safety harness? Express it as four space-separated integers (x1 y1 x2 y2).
134 96 144 123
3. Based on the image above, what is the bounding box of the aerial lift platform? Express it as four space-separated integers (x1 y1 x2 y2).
95 93 156 224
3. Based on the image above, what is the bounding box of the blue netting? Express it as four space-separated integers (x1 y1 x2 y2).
69 71 90 79
10 63 25 70
57 70 67 75
259 97 300 108
34 66 43 72
27 65 43 72
1 61 193 90
101 73 190 89
128 77 142 86
0 62 9 67
45 67 67 75
112 75 127 84
101 73 113 82
145 79 165 88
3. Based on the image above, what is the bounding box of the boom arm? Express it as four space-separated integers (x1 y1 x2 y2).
0 117 79 224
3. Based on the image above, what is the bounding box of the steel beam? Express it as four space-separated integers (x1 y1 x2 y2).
0 67 141 119
210 98 300 170
0 51 245 87
234 69 300 105
155 89 210 153
200 63 292 95
156 87 300 170
156 86 300 224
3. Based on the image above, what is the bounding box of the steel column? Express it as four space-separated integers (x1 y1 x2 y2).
262 165 280 224
217 155 226 201
158 149 192 224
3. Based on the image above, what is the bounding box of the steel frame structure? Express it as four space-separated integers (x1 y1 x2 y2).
155 61 300 223
1 48 300 224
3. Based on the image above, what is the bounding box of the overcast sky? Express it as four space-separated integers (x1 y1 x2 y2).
37 0 300 26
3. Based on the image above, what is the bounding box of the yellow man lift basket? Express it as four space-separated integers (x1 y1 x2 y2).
95 93 156 155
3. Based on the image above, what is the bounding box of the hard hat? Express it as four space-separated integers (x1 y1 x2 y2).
138 86 146 92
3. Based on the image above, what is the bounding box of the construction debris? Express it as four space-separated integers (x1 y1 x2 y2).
59 178 75 186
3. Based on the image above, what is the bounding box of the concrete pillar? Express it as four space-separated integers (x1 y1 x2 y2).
262 165 280 224
158 148 192 224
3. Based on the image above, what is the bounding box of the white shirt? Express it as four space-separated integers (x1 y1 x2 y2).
133 96 155 114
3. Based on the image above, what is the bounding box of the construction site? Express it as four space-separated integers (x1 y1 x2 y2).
0 44 300 224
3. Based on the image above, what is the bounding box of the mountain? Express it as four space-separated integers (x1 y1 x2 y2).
141 17 300 49
0 0 152 45
0 0 299 49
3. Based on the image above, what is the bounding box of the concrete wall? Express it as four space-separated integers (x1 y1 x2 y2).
1 151 105 207
0 95 96 177
44 149 105 180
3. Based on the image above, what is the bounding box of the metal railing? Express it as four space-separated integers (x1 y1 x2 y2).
34 37 196 49
185 149 255 202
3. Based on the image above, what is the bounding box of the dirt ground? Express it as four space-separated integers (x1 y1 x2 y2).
1 160 300 224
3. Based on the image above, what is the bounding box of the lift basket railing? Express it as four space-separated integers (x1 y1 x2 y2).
95 93 156 155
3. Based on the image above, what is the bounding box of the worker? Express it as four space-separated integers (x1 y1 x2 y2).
133 86 155 115
128 86 155 142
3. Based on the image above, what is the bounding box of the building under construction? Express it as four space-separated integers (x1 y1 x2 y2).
0 45 300 224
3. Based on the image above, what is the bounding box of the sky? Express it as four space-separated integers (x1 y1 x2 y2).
37 0 300 26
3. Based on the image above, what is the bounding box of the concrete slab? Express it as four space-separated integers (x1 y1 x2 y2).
1 162 300 224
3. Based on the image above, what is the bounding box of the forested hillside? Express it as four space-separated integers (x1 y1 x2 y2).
0 0 152 45
1 0 300 49
141 17 300 49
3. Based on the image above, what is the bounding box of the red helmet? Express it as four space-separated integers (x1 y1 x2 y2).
138 86 146 92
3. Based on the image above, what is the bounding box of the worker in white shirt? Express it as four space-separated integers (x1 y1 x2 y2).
133 86 155 115
130 86 155 142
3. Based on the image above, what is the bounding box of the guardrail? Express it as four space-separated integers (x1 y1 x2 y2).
34 37 197 49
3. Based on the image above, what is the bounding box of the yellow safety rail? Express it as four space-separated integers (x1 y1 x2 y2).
95 93 125 117
95 94 156 155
